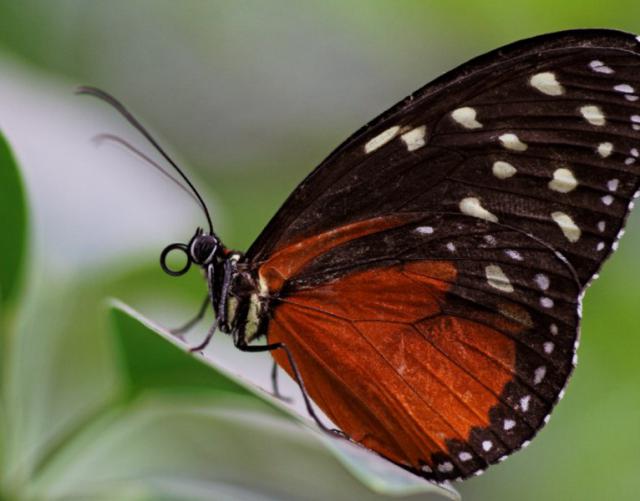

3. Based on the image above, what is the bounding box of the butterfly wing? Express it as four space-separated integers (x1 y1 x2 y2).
247 29 640 480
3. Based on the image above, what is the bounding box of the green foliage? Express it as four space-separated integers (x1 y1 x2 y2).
0 130 27 310
0 129 28 486
110 305 252 399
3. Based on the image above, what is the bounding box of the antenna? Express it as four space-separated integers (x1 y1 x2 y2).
92 133 200 205
76 86 214 234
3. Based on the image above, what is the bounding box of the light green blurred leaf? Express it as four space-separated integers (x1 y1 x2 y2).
0 130 28 488
106 301 460 500
0 129 27 311
2 284 120 495
110 303 254 400
27 394 455 501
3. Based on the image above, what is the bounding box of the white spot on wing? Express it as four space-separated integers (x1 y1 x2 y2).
543 341 555 354
483 234 497 245
482 440 493 452
534 366 547 385
597 220 606 232
601 194 614 206
415 226 434 235
580 105 606 126
459 452 473 462
589 60 614 74
548 167 578 193
401 125 427 151
492 160 517 179
530 72 564 96
505 249 523 261
364 126 400 153
597 142 613 157
614 83 635 93
540 296 554 309
607 179 619 192
550 323 558 335
451 107 483 129
534 273 550 290
446 242 456 252
597 241 606 251
438 461 454 473
499 133 528 151
459 197 498 222
485 265 514 293
551 211 581 242
503 419 516 431
520 395 531 412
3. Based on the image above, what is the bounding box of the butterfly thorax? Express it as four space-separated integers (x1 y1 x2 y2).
213 251 270 346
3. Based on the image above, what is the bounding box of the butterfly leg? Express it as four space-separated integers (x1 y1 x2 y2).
170 295 210 337
270 361 293 403
187 263 221 352
188 318 218 353
237 341 347 439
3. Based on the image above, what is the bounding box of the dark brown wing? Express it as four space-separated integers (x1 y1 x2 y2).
248 29 640 289
245 29 640 480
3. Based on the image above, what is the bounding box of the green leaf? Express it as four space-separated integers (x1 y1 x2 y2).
109 302 255 400
2 285 120 494
0 130 29 490
29 394 458 501
105 301 460 500
0 130 28 311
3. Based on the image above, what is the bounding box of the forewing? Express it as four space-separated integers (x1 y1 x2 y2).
248 29 640 290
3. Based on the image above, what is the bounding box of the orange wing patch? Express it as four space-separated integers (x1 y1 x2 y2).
258 215 416 292
268 261 519 475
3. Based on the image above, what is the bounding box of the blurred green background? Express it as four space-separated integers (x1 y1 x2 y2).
1 1 639 500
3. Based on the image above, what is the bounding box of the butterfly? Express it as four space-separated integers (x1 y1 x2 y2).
79 28 640 482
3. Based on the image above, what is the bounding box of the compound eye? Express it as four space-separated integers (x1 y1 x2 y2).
191 235 220 265
160 243 191 276
202 243 219 265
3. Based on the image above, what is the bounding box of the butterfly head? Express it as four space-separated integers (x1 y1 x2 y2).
160 227 223 276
